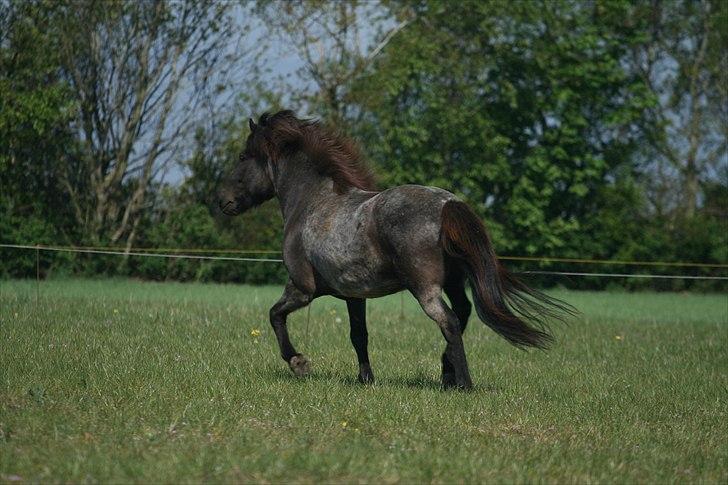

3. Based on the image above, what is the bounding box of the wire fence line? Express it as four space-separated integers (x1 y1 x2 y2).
2 243 727 281
3 243 727 268
0 244 283 262
33 245 284 255
521 271 728 281
502 256 728 268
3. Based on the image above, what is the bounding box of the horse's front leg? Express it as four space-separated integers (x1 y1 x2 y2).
346 298 375 384
269 280 314 377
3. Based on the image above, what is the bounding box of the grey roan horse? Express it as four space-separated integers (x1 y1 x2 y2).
219 110 573 390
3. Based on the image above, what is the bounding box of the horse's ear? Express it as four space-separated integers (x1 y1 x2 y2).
248 118 257 132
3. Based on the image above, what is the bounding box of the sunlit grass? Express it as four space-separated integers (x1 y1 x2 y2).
1 279 726 482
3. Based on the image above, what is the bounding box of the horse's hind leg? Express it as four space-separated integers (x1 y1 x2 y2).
346 298 374 384
442 273 472 387
413 286 473 390
270 280 313 377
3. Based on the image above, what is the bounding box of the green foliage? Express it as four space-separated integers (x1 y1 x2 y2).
343 0 724 290
354 0 653 256
1 0 725 289
0 0 78 276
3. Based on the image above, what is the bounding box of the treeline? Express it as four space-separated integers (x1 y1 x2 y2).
1 0 726 290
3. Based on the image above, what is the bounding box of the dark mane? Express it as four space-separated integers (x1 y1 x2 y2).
245 110 378 193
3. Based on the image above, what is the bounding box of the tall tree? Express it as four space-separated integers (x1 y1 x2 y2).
47 0 247 250
629 0 727 218
254 0 410 125
0 1 76 244
351 0 653 257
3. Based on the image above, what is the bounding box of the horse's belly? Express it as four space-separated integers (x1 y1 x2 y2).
309 249 402 298
302 194 404 298
330 263 403 298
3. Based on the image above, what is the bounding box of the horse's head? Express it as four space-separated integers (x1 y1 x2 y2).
218 118 276 216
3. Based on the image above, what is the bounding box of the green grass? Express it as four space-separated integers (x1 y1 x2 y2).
1 279 726 483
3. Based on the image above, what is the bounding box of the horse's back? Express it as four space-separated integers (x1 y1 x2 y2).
372 184 457 250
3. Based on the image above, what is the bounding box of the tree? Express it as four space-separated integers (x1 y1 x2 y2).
351 0 653 258
629 0 727 218
0 1 78 275
254 0 411 126
46 0 248 250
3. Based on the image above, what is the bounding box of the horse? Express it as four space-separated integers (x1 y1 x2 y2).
218 110 574 390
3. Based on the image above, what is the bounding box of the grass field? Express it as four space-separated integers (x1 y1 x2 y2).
1 279 726 483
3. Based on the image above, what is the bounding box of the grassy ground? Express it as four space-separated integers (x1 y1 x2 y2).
1 279 726 483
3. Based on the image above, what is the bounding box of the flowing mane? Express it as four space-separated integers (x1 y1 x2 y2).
245 110 378 193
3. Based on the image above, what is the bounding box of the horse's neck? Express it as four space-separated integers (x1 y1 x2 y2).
276 156 334 223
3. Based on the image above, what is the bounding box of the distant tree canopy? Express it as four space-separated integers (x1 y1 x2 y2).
353 0 653 257
1 0 726 290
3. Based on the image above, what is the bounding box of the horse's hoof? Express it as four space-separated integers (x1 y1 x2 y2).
358 364 375 384
441 372 456 388
358 372 375 385
289 354 311 377
442 375 473 391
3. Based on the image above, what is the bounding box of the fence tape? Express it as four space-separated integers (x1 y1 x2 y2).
1 243 726 280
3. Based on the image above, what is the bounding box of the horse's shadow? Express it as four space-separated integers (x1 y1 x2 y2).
266 368 503 393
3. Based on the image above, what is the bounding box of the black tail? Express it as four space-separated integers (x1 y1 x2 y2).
440 200 576 349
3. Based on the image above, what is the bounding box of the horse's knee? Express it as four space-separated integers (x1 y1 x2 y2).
269 306 282 327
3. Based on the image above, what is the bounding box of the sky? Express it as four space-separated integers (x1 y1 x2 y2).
163 2 385 185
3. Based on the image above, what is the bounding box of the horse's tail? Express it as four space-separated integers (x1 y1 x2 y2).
440 200 575 349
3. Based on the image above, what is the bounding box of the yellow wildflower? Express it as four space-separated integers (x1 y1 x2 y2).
250 328 261 338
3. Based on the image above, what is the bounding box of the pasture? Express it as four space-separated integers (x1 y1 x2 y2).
1 279 726 483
